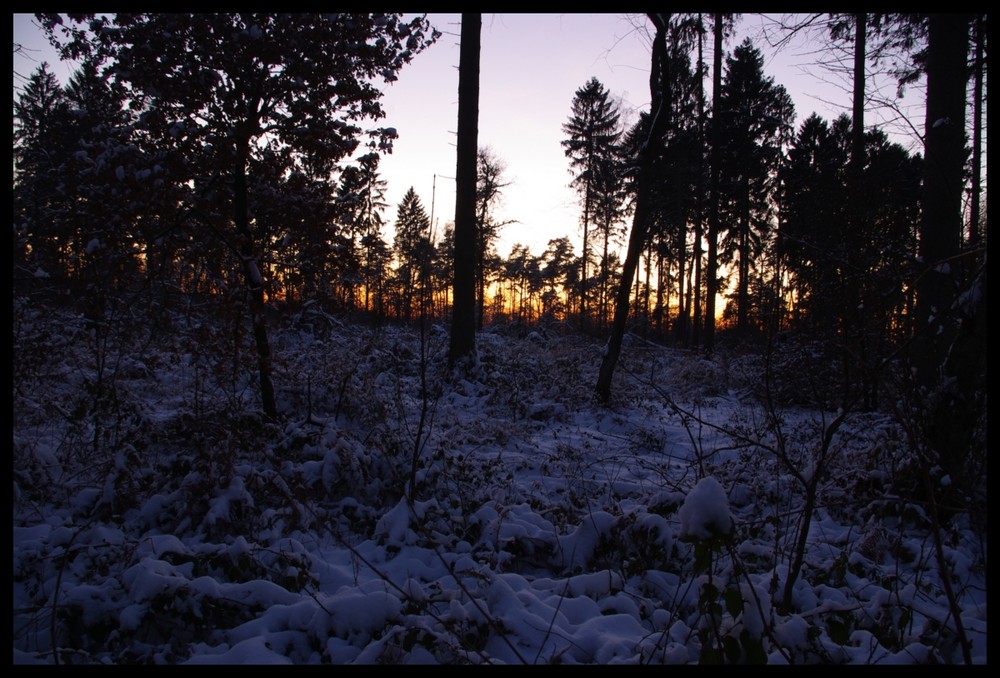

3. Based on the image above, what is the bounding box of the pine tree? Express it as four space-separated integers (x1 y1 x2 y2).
393 187 433 322
336 153 388 312
779 113 848 329
596 13 672 403
716 38 794 335
13 63 73 280
562 77 622 326
539 237 576 320
40 13 438 418
703 13 737 352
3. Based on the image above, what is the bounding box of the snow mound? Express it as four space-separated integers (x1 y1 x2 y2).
678 476 732 540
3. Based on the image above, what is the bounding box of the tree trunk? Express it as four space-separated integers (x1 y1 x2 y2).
692 14 706 347
703 13 723 352
601 228 610 331
234 138 277 419
737 179 750 333
849 13 875 410
581 187 591 326
969 13 984 248
596 13 670 403
476 244 486 330
914 13 973 482
449 13 480 368
676 210 688 345
851 14 866 181
916 14 969 369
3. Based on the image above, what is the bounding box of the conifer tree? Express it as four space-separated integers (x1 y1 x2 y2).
562 77 622 325
40 13 438 417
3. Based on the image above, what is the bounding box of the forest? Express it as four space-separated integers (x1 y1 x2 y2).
13 13 987 664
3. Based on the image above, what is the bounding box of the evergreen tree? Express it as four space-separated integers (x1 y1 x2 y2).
393 187 433 322
716 38 795 335
779 113 849 328
539 236 577 320
433 223 456 320
13 63 73 281
40 13 438 417
335 153 388 312
781 112 922 406
703 13 738 351
596 13 672 403
562 77 622 325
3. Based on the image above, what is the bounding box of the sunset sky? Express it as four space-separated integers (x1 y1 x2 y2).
13 13 927 259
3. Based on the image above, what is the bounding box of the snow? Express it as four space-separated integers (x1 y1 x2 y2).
678 476 733 540
12 309 987 665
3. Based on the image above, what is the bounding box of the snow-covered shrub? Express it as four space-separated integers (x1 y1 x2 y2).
739 332 844 409
664 352 731 401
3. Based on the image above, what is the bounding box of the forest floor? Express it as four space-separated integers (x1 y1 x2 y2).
12 299 988 664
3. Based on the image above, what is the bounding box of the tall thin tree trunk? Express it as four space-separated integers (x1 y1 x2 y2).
912 22 978 668
692 14 706 347
476 245 486 330
233 139 277 418
969 13 984 248
737 179 750 333
581 187 591 326
662 253 670 336
596 13 671 403
704 13 723 352
916 14 969 376
676 212 688 344
449 13 480 368
601 229 610 330
634 248 643 320
851 14 866 181
650 246 659 333
849 13 873 410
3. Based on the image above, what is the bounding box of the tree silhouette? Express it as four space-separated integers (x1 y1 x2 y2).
475 146 513 330
716 38 794 335
596 13 672 404
562 77 622 326
392 187 433 322
449 12 481 368
39 13 438 417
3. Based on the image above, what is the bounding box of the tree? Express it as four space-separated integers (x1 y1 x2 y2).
968 13 985 248
914 14 980 491
337 153 388 313
624 18 703 341
690 13 709 346
562 77 622 326
14 58 165 312
432 223 456 319
40 13 438 418
449 12 480 368
13 63 73 281
780 113 921 391
596 13 672 404
475 146 513 330
539 236 577 320
392 187 433 321
703 13 738 352
716 38 794 335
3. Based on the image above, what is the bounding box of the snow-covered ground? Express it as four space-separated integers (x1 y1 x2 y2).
12 300 987 664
